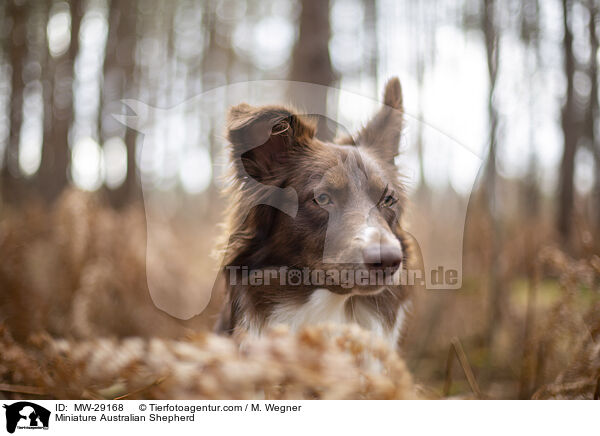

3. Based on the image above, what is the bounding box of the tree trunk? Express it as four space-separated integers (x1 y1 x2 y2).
1 0 28 204
290 0 336 141
101 0 139 208
482 0 502 346
202 0 225 197
37 0 84 203
557 0 578 245
363 0 378 95
587 0 600 246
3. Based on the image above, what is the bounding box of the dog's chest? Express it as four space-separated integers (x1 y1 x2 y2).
268 288 350 328
264 288 404 345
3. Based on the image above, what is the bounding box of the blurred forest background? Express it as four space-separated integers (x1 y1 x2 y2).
1 0 600 400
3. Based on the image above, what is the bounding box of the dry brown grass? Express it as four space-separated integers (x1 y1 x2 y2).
404 201 600 399
0 323 415 400
0 190 190 340
529 249 600 399
1 188 598 400
0 189 414 400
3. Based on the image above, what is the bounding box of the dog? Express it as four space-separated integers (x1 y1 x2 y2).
215 77 412 347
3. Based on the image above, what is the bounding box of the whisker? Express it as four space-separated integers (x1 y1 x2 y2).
385 288 400 301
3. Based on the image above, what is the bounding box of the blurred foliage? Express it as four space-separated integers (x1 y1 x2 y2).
0 0 599 399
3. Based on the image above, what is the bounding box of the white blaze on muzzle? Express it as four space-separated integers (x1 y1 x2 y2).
322 210 401 264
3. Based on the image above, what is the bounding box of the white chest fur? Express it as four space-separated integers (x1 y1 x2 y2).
264 288 405 346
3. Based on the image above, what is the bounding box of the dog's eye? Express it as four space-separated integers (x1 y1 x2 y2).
314 193 332 206
381 195 396 207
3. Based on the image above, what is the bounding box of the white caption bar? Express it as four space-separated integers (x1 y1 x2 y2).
0 400 596 436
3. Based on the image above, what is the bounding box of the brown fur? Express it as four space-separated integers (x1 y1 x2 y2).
215 78 412 341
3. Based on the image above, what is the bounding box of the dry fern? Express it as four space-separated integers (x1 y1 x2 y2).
3 188 599 400
0 323 415 400
529 249 600 399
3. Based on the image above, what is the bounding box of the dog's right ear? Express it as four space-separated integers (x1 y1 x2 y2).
337 78 404 165
227 104 315 182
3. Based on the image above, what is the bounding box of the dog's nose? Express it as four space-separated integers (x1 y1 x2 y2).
362 245 402 272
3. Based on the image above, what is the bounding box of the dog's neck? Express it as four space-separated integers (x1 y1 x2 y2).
238 287 408 346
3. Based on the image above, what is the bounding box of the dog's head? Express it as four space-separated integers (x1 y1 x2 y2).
225 78 407 294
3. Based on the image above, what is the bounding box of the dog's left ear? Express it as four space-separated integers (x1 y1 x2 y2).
227 104 316 182
340 77 404 164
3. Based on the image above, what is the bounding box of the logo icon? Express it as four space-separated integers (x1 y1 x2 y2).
2 402 50 434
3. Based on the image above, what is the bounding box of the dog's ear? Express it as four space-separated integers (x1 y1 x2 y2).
227 104 316 182
342 77 404 164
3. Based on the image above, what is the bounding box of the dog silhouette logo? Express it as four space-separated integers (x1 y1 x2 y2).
2 402 50 433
